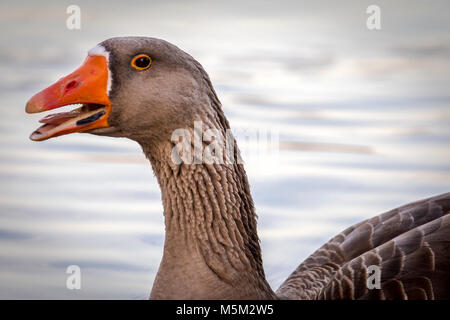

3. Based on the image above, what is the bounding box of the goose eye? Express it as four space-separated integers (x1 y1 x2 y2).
131 54 152 70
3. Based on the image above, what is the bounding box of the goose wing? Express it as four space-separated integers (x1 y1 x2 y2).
276 192 450 300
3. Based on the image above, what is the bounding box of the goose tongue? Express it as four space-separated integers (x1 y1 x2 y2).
30 105 108 141
39 109 83 125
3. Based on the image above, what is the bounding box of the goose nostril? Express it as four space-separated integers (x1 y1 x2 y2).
65 80 79 92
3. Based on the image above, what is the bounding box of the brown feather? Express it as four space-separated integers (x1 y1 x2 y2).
277 193 450 299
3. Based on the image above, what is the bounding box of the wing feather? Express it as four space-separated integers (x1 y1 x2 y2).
276 192 450 299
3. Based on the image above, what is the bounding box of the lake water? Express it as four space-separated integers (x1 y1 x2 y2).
0 0 449 298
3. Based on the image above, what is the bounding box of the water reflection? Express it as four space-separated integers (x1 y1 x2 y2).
0 0 449 298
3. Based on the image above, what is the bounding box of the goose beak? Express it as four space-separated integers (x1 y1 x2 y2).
26 55 111 141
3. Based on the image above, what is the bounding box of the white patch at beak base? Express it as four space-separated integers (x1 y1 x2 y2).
88 44 112 95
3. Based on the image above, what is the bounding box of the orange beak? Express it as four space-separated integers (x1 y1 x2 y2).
26 55 111 141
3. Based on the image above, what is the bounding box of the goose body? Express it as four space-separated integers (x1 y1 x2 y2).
26 37 450 300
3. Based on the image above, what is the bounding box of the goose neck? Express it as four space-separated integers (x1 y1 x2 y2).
140 140 275 299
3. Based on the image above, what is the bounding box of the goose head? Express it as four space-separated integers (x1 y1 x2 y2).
25 38 273 300
26 37 219 145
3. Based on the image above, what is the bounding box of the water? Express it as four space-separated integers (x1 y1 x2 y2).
0 0 449 298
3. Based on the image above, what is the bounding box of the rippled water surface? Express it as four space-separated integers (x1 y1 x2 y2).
0 0 449 298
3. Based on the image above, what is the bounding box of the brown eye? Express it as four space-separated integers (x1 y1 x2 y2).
131 54 152 70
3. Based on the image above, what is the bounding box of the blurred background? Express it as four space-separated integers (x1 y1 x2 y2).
0 0 449 299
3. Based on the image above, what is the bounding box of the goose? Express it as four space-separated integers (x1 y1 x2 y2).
26 37 450 300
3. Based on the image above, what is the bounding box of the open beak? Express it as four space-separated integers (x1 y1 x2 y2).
26 55 111 141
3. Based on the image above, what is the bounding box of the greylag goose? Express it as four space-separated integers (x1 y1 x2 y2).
26 37 450 300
